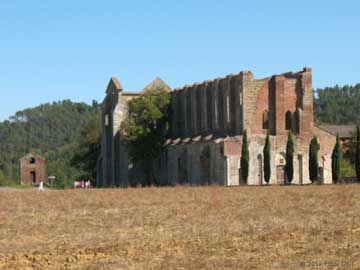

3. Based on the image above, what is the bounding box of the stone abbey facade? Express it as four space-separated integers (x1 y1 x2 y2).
96 68 336 187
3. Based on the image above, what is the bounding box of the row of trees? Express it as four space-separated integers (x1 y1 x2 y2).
240 130 360 184
314 83 360 125
241 132 297 184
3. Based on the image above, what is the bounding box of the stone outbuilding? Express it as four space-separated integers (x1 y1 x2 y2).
19 153 46 185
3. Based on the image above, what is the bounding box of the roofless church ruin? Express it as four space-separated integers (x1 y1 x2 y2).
96 68 336 187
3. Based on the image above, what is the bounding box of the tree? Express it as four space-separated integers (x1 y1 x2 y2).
285 132 294 184
120 86 171 187
70 114 101 186
263 133 271 184
356 127 360 183
331 134 341 183
309 137 319 183
314 83 360 125
0 100 100 187
240 130 249 184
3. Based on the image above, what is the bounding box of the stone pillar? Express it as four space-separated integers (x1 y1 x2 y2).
232 74 243 135
221 77 231 135
195 84 202 135
218 79 225 135
185 88 192 137
200 84 208 133
180 89 188 137
212 80 219 134
241 71 254 135
177 91 184 138
190 85 198 136
206 83 213 134
274 76 286 136
299 68 313 135
171 91 179 138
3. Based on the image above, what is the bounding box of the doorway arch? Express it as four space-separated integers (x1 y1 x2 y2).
30 171 36 184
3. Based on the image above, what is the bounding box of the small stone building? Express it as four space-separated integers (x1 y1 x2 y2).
19 153 46 185
97 68 336 187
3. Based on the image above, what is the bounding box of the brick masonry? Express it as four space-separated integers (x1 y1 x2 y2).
97 67 336 187
19 153 46 185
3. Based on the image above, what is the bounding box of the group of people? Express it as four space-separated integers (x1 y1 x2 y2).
73 180 92 189
36 180 92 192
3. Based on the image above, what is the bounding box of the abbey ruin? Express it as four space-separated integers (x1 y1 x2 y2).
96 68 336 187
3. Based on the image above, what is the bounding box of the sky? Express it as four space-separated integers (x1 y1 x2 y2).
0 0 359 120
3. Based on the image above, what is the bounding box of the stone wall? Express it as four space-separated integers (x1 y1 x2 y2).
165 140 225 186
170 72 245 139
97 67 336 187
223 131 335 186
246 68 313 137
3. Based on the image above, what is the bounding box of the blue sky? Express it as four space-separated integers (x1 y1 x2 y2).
0 0 359 120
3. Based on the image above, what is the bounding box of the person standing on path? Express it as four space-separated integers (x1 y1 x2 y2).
38 180 44 192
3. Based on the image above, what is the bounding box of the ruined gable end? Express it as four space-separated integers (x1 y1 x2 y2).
106 76 123 94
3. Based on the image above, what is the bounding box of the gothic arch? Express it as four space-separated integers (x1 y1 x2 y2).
177 149 188 184
200 145 211 185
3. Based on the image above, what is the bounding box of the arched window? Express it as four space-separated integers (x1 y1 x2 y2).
262 110 269 129
29 157 36 164
285 111 292 130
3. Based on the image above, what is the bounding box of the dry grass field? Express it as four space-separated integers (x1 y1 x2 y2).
0 185 359 270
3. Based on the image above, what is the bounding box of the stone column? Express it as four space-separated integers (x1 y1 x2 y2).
211 80 219 134
274 76 286 136
200 84 208 133
241 71 254 135
232 74 243 135
171 91 179 138
180 89 188 137
206 83 213 133
221 77 231 135
217 79 225 135
299 68 313 135
177 91 184 138
191 85 198 136
185 88 192 137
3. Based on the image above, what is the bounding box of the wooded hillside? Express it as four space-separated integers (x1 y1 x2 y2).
0 100 100 187
314 83 360 125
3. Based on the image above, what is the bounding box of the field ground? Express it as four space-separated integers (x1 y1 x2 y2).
0 185 359 270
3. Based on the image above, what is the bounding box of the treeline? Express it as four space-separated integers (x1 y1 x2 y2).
314 83 360 125
0 100 100 187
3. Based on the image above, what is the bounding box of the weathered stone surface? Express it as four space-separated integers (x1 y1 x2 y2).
97 68 336 187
